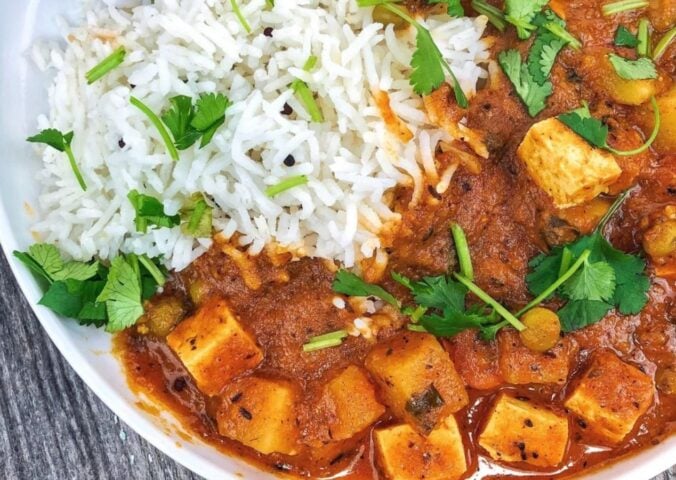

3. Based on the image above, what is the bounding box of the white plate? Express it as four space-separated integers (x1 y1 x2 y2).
0 1 673 479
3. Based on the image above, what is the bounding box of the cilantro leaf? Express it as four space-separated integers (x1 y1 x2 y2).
97 257 144 332
410 27 446 96
332 270 400 307
558 103 609 148
420 309 487 337
558 299 614 331
127 190 181 233
13 244 98 284
161 95 199 150
406 276 467 312
561 260 616 301
27 129 87 190
191 93 231 134
499 49 552 116
504 0 549 39
614 25 639 47
429 0 464 16
608 53 658 79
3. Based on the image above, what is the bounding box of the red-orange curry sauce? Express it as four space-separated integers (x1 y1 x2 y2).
115 0 675 478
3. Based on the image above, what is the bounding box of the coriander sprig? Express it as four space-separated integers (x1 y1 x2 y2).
471 0 506 31
358 0 468 107
652 27 676 61
302 330 349 352
558 97 660 156
230 0 251 33
265 175 309 197
130 96 180 161
290 56 324 123
86 46 126 84
27 129 87 191
602 0 649 16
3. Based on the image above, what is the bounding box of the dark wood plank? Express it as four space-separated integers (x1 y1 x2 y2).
0 249 672 479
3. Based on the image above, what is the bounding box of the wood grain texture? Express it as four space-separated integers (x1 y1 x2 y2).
0 249 673 480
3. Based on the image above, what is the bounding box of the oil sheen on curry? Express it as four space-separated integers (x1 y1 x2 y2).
116 0 676 478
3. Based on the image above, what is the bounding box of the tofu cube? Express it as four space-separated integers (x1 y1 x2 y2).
216 376 300 455
478 394 569 467
323 365 386 441
564 350 654 443
374 416 467 480
166 299 263 396
517 118 622 208
365 332 468 434
498 329 577 385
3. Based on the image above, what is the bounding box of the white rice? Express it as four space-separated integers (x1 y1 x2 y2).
30 0 489 271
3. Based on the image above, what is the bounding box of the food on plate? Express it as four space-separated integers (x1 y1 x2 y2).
13 0 675 478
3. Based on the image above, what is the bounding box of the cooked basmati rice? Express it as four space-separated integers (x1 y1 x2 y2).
30 0 489 271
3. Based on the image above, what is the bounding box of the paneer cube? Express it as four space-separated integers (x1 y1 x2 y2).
365 332 468 434
564 350 654 444
166 299 263 396
517 118 622 208
322 365 385 441
216 376 300 455
374 416 467 480
498 329 577 385
478 394 569 468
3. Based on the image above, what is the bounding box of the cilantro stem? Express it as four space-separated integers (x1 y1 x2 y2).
138 254 166 287
453 273 526 331
130 96 179 162
86 46 126 84
64 144 87 191
637 18 650 56
601 0 648 16
407 324 428 332
451 223 474 281
471 0 506 32
230 0 251 34
558 247 573 277
652 27 676 61
291 56 324 122
515 249 591 317
607 96 660 156
595 189 631 234
265 175 309 197
302 329 348 352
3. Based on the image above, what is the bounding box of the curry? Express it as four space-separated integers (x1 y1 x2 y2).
115 0 675 478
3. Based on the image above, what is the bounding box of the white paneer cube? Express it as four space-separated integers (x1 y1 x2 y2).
517 118 622 208
478 393 569 467
166 299 263 396
565 350 654 444
374 416 467 480
217 376 300 455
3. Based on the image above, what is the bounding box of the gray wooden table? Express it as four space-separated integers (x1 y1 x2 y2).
0 249 673 480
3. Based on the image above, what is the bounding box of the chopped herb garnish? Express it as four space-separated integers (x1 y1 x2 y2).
162 93 231 149
601 0 648 16
27 129 87 191
302 329 348 352
499 49 553 116
14 245 165 330
85 46 126 84
333 270 400 307
653 27 676 61
636 18 650 56
265 175 309 197
542 21 581 50
130 96 179 161
614 25 639 47
358 0 468 107
127 189 181 233
230 0 251 33
266 0 275 7
504 0 549 40
559 97 660 156
608 53 657 79
451 223 473 280
181 195 213 238
290 56 324 122
471 0 506 31
429 0 464 17
527 192 650 331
